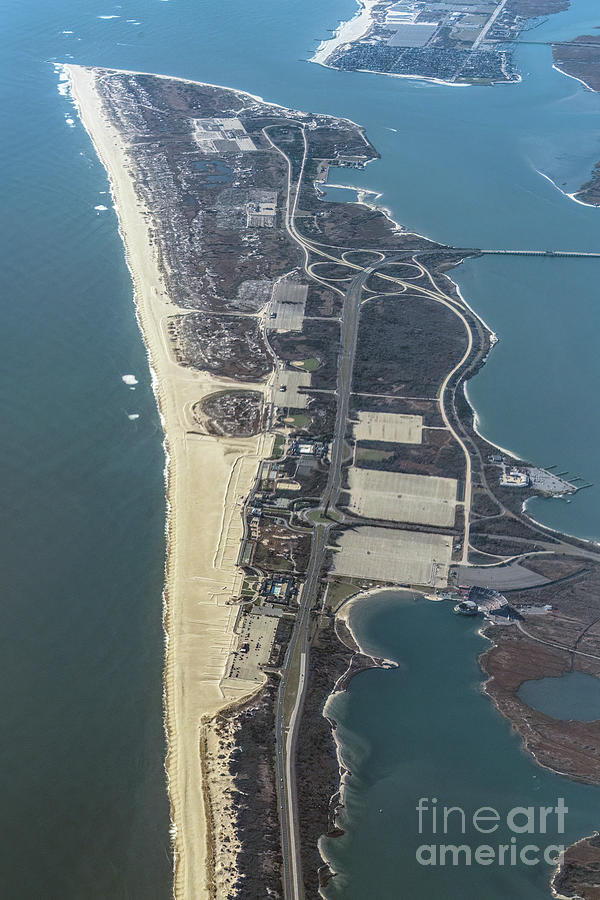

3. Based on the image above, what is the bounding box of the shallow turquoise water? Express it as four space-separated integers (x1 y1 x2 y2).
519 672 600 722
4 0 600 893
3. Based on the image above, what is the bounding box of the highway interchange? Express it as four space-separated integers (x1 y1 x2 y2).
262 120 599 898
264 120 481 899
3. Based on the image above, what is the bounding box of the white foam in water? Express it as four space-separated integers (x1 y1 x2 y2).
65 115 75 126
122 374 138 385
126 19 141 24
98 14 120 19
128 413 140 420
56 65 69 96
94 205 109 211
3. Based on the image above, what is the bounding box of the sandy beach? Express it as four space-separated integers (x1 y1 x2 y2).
311 0 378 66
66 64 272 899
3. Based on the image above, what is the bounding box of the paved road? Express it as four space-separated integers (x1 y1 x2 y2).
323 263 381 512
266 122 600 900
275 262 383 900
275 523 328 900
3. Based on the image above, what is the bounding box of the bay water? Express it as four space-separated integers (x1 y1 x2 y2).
3 0 600 894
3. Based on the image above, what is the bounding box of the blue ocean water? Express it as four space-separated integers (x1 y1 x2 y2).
4 0 600 894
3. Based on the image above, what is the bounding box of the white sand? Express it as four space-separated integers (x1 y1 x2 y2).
311 0 379 65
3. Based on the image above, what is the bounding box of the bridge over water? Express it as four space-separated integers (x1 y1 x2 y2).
397 248 600 259
480 249 600 258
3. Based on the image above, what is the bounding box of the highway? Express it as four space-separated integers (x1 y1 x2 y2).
265 119 477 896
472 0 510 49
264 123 600 898
323 263 381 512
275 522 328 900
274 262 382 900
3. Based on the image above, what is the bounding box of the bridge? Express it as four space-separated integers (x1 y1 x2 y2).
502 40 600 50
480 249 600 258
393 248 600 259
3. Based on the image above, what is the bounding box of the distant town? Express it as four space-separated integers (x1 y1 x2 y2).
314 0 570 84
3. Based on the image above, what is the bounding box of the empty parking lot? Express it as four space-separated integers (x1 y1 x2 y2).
353 411 423 444
227 612 279 683
332 526 453 587
347 468 457 526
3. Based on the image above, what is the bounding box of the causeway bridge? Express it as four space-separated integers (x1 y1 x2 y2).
480 249 600 258
396 248 600 259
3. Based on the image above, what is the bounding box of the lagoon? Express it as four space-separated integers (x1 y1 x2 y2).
519 672 600 722
322 593 600 899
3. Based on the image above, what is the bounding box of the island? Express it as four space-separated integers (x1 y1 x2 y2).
312 0 569 85
552 33 600 204
66 64 600 900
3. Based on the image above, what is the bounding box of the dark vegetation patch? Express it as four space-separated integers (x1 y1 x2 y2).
471 489 503 517
469 534 543 557
174 313 271 380
341 250 383 267
355 428 465 480
552 35 600 90
297 615 378 897
305 284 342 318
253 519 311 574
553 832 600 900
193 390 263 437
302 395 338 441
222 680 283 898
379 262 424 281
271 321 340 390
471 514 559 544
364 271 406 294
310 261 354 281
353 294 467 396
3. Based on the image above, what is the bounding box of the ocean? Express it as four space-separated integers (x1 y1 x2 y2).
3 0 600 894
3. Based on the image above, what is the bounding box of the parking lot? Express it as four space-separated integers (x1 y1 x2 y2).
347 468 458 526
227 612 279 683
332 526 453 587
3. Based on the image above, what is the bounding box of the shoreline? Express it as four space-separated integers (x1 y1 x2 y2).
65 64 273 899
317 591 399 894
325 587 600 899
64 61 600 900
536 167 600 209
477 622 600 896
552 61 596 94
307 0 521 87
310 0 378 67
